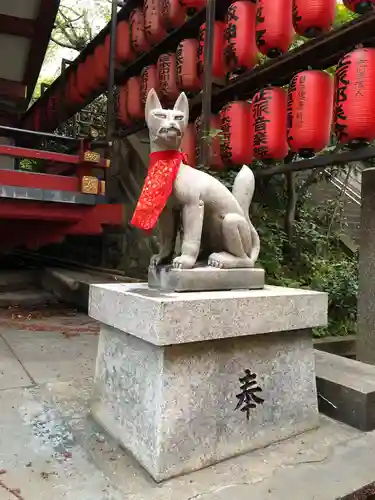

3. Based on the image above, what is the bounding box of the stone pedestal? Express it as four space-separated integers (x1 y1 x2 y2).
89 283 327 482
148 265 265 292
358 168 375 364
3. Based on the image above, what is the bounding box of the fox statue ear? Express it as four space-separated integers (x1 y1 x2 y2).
145 89 162 123
173 92 189 123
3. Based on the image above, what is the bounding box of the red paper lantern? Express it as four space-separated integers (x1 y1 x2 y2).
195 115 224 170
141 65 159 104
93 44 109 85
76 60 90 97
224 1 258 73
198 21 227 80
125 76 144 120
251 87 288 160
256 0 294 57
103 34 111 69
219 101 253 165
343 0 374 13
66 71 85 107
181 123 197 168
180 0 206 9
160 0 187 30
176 39 202 93
129 8 150 54
117 85 132 126
157 53 180 104
76 55 98 97
287 70 333 157
85 55 99 92
333 48 375 145
293 0 335 38
32 108 41 131
144 0 167 45
47 93 59 125
116 20 135 65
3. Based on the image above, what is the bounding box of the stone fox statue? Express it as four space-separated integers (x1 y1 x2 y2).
131 88 260 270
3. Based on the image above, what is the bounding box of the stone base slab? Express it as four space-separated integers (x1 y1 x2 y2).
148 265 265 292
89 283 328 346
91 325 319 482
316 350 375 431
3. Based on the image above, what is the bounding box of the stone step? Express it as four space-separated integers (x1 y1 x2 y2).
314 335 356 359
41 268 140 311
0 270 38 292
0 289 56 309
315 350 375 431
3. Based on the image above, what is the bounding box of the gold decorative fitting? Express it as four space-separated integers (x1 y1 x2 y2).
83 150 100 163
81 176 99 194
100 180 106 195
105 159 111 168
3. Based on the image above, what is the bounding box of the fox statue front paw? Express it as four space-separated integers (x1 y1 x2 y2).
172 254 196 269
150 253 171 267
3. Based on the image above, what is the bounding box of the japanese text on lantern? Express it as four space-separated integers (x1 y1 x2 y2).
287 74 297 142
252 89 271 158
220 106 232 162
224 6 239 67
160 0 169 19
159 56 170 95
292 0 302 24
296 74 306 128
144 0 158 37
141 71 149 103
175 44 183 86
197 28 205 76
255 5 266 47
355 58 368 97
334 56 351 142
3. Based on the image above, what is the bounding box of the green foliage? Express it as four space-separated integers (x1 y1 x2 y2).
335 3 358 26
19 159 40 172
259 179 358 338
31 77 55 104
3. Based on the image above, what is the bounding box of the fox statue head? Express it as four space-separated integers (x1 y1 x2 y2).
145 89 189 151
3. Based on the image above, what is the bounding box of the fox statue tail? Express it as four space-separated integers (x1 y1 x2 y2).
232 165 261 265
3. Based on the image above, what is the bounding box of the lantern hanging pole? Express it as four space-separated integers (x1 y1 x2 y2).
106 0 120 142
199 0 216 166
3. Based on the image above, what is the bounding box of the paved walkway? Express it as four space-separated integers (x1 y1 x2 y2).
0 306 373 500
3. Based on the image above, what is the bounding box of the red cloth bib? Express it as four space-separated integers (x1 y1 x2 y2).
130 150 187 232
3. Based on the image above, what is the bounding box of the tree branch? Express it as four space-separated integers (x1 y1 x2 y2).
50 36 79 50
284 172 297 242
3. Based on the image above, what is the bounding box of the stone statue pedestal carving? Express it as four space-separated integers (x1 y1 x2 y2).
148 264 265 292
89 283 327 482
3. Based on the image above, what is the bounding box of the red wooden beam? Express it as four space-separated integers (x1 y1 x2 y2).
23 0 60 103
0 79 26 101
0 200 87 221
0 220 69 250
0 170 80 192
0 145 83 164
0 199 123 225
0 14 35 38
0 145 109 169
0 202 123 250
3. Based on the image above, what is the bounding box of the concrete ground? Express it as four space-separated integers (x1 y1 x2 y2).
0 305 374 500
